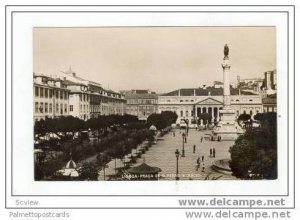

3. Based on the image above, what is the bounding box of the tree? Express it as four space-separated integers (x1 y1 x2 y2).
161 111 178 125
106 143 125 176
198 113 212 127
238 113 251 122
147 111 178 130
237 113 251 128
34 119 47 136
229 119 277 179
147 114 167 130
78 162 99 180
41 157 66 179
254 112 277 127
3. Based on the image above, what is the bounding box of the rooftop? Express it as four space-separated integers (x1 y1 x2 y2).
262 94 277 104
125 93 158 99
161 87 256 96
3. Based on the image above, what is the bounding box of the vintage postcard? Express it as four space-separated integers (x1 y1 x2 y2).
33 27 277 181
5 6 295 213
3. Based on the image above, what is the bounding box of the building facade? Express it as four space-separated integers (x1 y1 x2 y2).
124 90 158 121
101 90 126 116
158 87 263 125
34 68 126 121
262 94 277 113
60 69 126 120
65 81 90 121
33 74 70 121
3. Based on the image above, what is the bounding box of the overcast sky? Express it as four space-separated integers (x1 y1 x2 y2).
33 27 276 93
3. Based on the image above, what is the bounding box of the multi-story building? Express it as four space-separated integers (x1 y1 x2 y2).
124 90 158 121
102 90 126 116
64 80 90 121
158 86 263 125
262 94 277 113
33 74 70 121
88 81 104 118
34 68 126 121
59 68 125 119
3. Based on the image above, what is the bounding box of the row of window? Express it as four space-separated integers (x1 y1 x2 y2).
68 104 90 113
80 104 89 113
90 105 101 113
90 96 124 104
180 110 193 117
35 102 68 115
238 110 259 116
177 109 261 118
79 93 89 102
126 106 153 110
263 106 277 112
35 86 68 100
127 99 157 104
161 98 257 103
35 102 124 115
69 105 123 113
79 94 123 103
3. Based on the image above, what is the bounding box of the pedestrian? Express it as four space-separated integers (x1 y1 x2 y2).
201 155 204 162
185 136 187 143
196 157 200 171
213 148 216 158
193 145 196 153
210 148 212 157
173 131 175 137
202 161 205 172
201 136 203 143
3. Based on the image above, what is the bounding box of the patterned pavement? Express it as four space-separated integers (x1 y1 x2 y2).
99 129 237 180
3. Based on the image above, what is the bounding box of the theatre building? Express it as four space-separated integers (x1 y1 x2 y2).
158 86 263 125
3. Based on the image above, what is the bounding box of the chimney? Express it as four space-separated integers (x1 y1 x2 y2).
194 89 196 96
208 91 211 96
178 89 181 96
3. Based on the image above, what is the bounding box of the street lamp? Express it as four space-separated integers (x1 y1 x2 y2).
175 149 180 180
181 133 185 157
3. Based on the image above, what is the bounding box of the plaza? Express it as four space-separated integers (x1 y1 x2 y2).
99 128 237 180
33 29 277 182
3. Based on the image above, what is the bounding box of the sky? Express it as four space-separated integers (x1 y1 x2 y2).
33 27 276 93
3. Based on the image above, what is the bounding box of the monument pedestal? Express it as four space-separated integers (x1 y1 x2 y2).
213 107 244 141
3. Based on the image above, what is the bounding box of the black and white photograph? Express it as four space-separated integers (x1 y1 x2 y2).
33 27 277 181
3 3 297 218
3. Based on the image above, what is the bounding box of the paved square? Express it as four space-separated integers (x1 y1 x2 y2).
100 129 238 180
137 129 237 180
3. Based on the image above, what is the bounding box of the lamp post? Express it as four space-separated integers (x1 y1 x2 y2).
181 133 185 157
186 119 189 136
175 149 180 180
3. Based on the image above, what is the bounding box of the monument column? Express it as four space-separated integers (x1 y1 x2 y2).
222 44 231 109
213 44 243 141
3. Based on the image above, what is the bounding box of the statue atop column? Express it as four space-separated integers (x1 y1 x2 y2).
224 44 229 59
213 44 244 141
